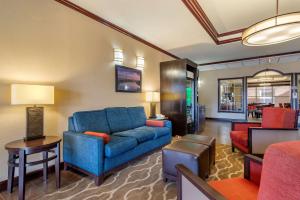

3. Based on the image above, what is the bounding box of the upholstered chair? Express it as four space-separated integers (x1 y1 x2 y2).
230 107 299 154
176 140 300 200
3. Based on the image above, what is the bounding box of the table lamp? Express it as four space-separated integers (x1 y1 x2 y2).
11 84 54 141
145 91 160 118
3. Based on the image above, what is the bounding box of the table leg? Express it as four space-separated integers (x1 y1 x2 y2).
43 151 48 182
55 143 61 188
18 150 26 200
7 152 15 193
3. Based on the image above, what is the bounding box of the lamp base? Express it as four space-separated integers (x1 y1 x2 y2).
26 107 44 140
149 102 157 119
24 135 45 141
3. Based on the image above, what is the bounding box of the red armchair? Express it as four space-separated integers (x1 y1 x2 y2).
230 107 299 154
176 140 300 200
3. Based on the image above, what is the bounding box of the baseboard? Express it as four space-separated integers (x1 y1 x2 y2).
205 117 246 122
0 162 64 192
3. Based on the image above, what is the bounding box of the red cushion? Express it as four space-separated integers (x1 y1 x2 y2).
262 107 296 128
209 178 259 200
84 131 111 144
230 131 248 147
258 141 300 200
146 120 164 127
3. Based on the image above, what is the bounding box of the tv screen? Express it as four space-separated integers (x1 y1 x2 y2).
115 65 142 93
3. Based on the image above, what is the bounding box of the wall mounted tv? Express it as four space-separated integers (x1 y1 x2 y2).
115 65 142 93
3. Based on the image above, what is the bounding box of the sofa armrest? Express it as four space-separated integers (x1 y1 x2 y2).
244 154 263 186
63 131 105 176
146 119 172 128
176 164 226 200
231 121 261 131
248 127 300 154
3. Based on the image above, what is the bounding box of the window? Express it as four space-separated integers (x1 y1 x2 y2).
218 78 244 113
247 86 291 106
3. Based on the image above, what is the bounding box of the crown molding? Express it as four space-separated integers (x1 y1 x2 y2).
198 50 300 66
182 0 245 45
54 0 179 59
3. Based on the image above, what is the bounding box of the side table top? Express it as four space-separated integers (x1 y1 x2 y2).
5 136 61 151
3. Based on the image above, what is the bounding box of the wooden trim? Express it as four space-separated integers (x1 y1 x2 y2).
181 0 245 45
198 50 300 66
0 162 64 192
176 164 226 200
54 0 179 59
181 0 219 44
205 117 246 122
219 28 246 37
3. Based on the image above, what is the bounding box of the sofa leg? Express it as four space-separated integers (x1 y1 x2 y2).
64 163 69 171
94 175 104 186
232 146 235 153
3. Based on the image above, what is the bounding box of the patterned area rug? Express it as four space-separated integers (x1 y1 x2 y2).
42 144 243 200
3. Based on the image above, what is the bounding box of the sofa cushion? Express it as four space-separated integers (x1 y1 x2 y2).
230 131 248 147
136 126 170 139
113 128 155 143
73 110 110 133
106 107 133 133
105 135 138 158
128 107 146 128
209 178 259 200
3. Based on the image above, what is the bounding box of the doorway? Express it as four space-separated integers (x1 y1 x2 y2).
247 69 291 120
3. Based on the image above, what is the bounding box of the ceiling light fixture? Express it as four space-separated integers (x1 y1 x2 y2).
242 0 300 46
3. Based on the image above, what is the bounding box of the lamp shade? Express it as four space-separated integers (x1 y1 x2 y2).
11 84 54 105
145 91 160 102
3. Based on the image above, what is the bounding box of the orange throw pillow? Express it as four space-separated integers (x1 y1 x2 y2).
84 131 111 144
146 120 164 127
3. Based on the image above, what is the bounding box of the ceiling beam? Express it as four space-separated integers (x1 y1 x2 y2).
54 0 179 59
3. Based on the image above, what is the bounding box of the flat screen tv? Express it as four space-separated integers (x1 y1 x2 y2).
115 65 142 93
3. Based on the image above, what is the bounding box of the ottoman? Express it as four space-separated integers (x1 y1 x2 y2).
181 134 216 172
162 140 209 181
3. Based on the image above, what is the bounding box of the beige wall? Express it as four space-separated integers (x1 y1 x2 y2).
199 62 300 119
0 0 173 181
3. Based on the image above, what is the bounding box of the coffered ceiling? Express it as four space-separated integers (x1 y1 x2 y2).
62 0 300 65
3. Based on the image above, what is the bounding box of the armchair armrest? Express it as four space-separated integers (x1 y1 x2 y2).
176 164 226 200
244 154 263 186
63 131 105 176
248 127 300 154
231 121 261 131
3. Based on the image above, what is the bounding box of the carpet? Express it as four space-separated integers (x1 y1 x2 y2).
42 144 243 200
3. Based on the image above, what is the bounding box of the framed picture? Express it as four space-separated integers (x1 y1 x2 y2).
115 65 142 93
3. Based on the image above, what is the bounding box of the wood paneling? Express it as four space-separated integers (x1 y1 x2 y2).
160 59 198 136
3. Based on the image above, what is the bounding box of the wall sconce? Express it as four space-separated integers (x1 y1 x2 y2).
136 56 145 70
114 48 123 64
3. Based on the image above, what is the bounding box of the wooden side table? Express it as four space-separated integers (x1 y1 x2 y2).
5 136 61 200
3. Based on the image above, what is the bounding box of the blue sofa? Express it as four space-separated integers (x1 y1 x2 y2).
63 106 172 185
